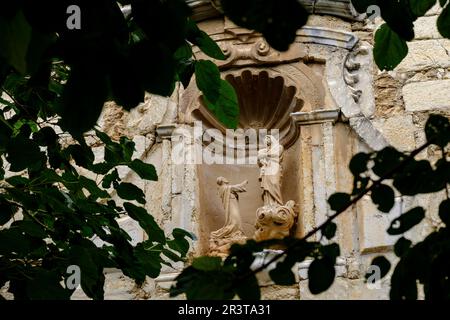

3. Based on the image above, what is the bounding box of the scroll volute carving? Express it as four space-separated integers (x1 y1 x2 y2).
192 19 306 70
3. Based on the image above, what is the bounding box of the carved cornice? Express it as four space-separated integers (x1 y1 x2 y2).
295 26 358 50
291 109 341 125
186 0 363 22
193 25 358 69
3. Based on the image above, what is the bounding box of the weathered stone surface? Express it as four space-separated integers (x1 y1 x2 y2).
403 79 450 111
299 277 390 300
261 285 299 300
374 73 405 116
357 196 402 253
397 40 450 72
372 115 417 151
414 15 441 40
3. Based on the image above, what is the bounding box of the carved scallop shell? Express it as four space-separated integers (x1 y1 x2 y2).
193 69 303 149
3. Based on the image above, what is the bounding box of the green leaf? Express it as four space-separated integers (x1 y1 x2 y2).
202 79 240 129
119 136 135 162
371 184 395 213
387 207 425 235
162 248 184 262
69 245 106 300
0 228 33 255
102 169 120 189
322 222 337 240
33 127 58 147
6 135 45 172
350 0 377 13
6 175 29 187
79 176 109 199
26 270 71 300
409 0 436 17
221 0 309 51
25 30 56 76
131 0 190 52
186 19 226 60
57 64 108 138
195 60 221 104
65 144 95 169
116 182 146 204
192 256 222 271
173 228 195 240
425 114 450 147
130 41 176 97
438 199 450 225
328 193 351 212
378 1 415 41
134 243 162 278
437 3 450 38
0 11 32 74
235 274 261 300
366 256 391 280
91 162 115 175
373 24 408 71
394 237 412 257
128 159 158 181
308 258 336 294
168 238 189 258
123 202 165 243
109 56 145 111
171 267 234 300
0 197 17 225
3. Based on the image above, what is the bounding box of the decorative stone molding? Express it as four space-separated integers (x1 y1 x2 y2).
325 41 389 151
343 46 370 103
295 26 358 50
156 124 177 140
291 109 340 125
187 0 364 22
307 0 363 21
193 25 358 69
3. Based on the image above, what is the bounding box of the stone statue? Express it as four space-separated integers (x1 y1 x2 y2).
257 135 284 206
209 177 248 257
254 135 298 244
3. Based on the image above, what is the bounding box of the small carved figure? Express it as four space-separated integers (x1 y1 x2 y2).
258 135 284 206
255 135 298 244
209 177 248 257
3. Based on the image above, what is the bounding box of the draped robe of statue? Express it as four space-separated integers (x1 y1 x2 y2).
210 178 247 239
257 135 284 206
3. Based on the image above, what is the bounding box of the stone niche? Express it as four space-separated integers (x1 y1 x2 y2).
181 51 327 254
177 14 393 263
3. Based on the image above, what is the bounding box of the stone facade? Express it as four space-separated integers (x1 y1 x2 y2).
70 2 450 300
